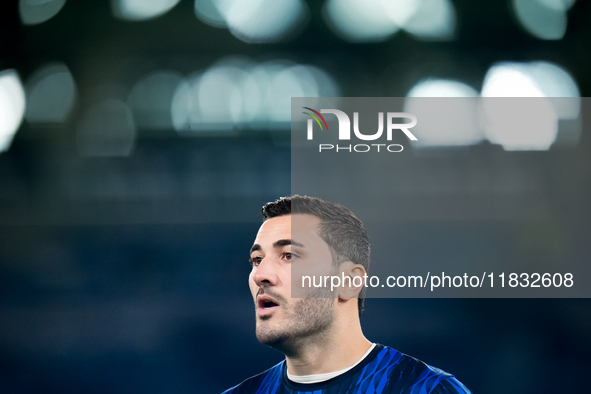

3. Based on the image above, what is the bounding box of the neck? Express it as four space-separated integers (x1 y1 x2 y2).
283 311 372 376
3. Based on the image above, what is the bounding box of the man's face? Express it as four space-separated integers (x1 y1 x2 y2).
248 214 336 349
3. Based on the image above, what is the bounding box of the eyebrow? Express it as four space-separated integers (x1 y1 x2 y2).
250 239 304 254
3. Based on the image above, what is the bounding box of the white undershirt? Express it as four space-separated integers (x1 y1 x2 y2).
286 343 377 384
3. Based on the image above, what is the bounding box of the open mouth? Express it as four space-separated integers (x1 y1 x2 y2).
261 300 279 309
257 295 280 315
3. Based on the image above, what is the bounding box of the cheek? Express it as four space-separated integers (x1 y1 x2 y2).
278 265 291 287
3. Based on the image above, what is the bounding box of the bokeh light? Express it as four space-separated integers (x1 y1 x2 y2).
482 61 580 116
171 64 253 133
481 61 580 150
323 0 401 42
76 100 136 157
194 0 227 28
112 0 181 21
481 64 545 97
195 0 309 43
171 59 339 133
323 0 456 42
404 79 482 148
25 63 77 124
512 0 576 40
19 0 67 25
128 71 183 130
403 0 456 41
407 79 478 98
197 65 249 126
0 70 26 153
522 61 580 119
269 65 320 122
171 75 198 133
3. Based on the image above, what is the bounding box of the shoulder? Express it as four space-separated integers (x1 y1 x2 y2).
222 360 284 394
377 345 471 394
430 374 472 394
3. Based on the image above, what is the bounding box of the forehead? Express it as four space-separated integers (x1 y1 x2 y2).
253 214 322 246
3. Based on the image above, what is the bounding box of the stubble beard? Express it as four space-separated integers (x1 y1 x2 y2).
255 293 335 354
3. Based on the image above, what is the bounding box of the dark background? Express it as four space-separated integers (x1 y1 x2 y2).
1 0 591 393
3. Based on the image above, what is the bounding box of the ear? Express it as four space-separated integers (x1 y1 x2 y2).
337 261 366 300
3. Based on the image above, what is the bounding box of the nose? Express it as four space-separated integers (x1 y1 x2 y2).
252 256 278 287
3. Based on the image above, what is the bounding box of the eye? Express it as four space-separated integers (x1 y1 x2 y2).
250 256 263 267
283 252 293 261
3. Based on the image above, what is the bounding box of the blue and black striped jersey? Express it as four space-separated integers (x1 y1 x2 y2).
223 344 470 394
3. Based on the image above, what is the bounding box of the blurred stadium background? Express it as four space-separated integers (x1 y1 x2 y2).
1 0 591 393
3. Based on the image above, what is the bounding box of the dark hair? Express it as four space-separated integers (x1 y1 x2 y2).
262 195 370 316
